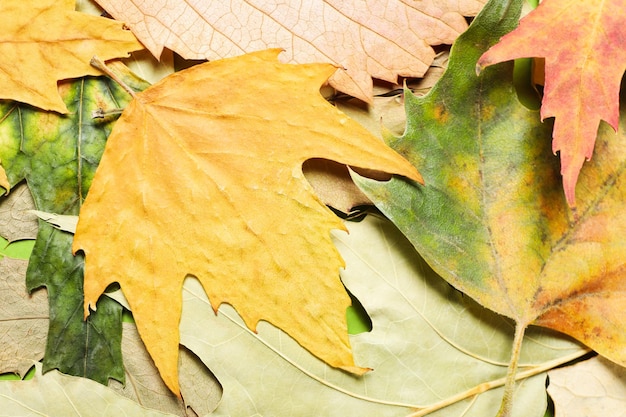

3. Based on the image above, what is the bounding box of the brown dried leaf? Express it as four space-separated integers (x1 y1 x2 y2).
178 346 221 416
0 183 39 242
110 323 221 416
0 257 48 376
303 159 379 214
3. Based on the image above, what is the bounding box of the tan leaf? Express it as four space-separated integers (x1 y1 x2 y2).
110 323 187 415
109 323 220 416
94 0 486 102
0 184 39 242
303 159 387 214
548 356 626 417
178 346 221 416
0 258 48 376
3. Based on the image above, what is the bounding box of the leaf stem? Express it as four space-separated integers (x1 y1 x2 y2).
496 320 527 417
404 346 590 417
91 108 125 119
90 55 137 99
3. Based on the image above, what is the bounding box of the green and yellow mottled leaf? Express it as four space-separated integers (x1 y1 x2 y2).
354 0 626 412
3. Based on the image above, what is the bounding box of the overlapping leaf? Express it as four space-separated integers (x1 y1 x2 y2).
178 216 584 417
72 49 423 394
0 258 47 376
0 65 151 384
548 356 626 417
0 363 177 417
94 0 486 102
0 0 143 113
354 0 626 410
109 323 221 416
0 184 38 242
477 0 626 206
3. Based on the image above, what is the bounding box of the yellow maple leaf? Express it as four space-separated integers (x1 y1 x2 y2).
93 0 486 102
0 0 143 113
72 49 423 394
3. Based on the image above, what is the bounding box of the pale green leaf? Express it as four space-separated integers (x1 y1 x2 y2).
28 211 77 234
177 215 585 417
0 363 177 416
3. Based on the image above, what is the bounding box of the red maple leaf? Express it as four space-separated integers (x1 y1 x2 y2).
478 0 626 207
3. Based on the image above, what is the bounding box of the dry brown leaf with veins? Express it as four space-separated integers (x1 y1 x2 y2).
94 0 486 102
0 258 48 376
177 346 221 416
0 183 39 242
110 323 220 416
304 159 392 214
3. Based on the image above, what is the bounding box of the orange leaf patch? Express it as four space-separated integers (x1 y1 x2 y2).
477 0 626 206
72 50 422 394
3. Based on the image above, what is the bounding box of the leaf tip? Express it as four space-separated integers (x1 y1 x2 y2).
83 301 94 321
475 62 484 76
475 51 493 76
560 155 584 209
564 185 577 209
339 365 372 376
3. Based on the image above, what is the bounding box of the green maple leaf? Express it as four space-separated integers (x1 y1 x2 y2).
0 66 149 384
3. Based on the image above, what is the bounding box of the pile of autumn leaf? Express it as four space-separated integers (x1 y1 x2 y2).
1 0 626 416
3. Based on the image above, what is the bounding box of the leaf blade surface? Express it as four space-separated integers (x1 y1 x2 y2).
0 363 177 417
548 356 626 417
178 216 584 417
